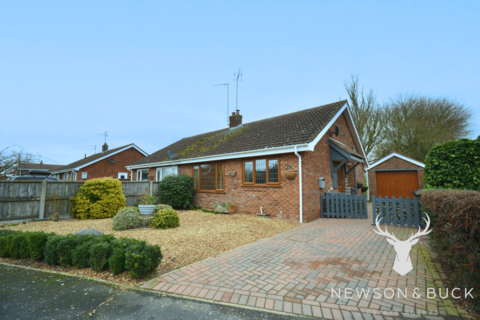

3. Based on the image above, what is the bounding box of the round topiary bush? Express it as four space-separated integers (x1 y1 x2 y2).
159 174 195 209
151 208 180 229
424 138 480 191
152 204 173 214
112 207 141 231
70 178 127 219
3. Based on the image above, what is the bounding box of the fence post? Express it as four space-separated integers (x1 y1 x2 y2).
39 180 47 220
149 181 153 196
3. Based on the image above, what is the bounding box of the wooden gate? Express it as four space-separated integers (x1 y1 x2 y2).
320 193 368 219
372 195 424 228
377 171 418 199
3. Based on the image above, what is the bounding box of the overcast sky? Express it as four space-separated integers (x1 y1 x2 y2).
1 1 479 165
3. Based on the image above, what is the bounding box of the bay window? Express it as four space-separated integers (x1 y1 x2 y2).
193 163 224 192
243 159 280 186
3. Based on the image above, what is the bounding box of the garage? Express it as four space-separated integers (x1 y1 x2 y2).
368 152 424 199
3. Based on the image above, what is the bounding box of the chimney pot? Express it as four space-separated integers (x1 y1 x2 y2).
102 143 108 152
40 161 43 164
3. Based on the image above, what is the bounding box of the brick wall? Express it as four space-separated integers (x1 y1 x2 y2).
75 148 145 181
135 114 365 222
368 155 424 198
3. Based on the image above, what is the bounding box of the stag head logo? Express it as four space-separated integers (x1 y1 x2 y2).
374 214 432 276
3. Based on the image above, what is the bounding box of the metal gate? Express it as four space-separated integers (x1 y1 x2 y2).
320 192 368 219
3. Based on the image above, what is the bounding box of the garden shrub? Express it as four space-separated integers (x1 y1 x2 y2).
152 204 173 214
151 208 180 229
113 207 142 231
424 138 480 191
89 241 111 272
57 236 80 267
44 235 65 266
124 241 163 278
109 238 139 275
158 174 195 209
0 236 13 258
70 177 127 219
26 232 50 260
422 190 480 310
9 233 28 259
72 240 94 269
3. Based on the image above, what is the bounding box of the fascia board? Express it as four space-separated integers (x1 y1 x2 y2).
126 144 310 169
306 103 348 151
343 105 369 167
131 145 149 157
328 141 352 159
369 153 425 169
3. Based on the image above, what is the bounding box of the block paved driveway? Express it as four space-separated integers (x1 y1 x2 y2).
141 209 461 319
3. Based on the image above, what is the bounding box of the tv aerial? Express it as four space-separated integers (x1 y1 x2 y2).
168 150 176 160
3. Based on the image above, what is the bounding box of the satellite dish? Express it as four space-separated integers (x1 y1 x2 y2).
109 159 115 164
168 150 176 159
331 126 340 137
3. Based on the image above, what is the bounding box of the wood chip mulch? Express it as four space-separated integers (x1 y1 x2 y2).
1 210 299 286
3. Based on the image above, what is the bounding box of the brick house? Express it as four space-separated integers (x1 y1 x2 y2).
127 101 368 222
51 143 148 181
367 152 424 199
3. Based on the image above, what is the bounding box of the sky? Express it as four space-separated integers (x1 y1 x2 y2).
1 1 479 165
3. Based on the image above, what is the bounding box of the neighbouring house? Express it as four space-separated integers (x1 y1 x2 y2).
16 161 65 176
127 100 368 222
367 152 424 199
51 143 148 181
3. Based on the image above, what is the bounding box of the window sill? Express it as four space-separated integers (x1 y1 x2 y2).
195 190 226 194
241 184 282 188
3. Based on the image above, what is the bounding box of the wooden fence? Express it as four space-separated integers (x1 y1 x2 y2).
320 192 368 219
0 181 159 221
372 195 424 228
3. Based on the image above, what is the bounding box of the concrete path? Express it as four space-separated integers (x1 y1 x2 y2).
0 264 299 320
142 212 464 319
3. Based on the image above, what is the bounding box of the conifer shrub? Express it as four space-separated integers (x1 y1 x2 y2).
70 177 127 219
109 238 139 275
72 240 94 269
159 174 195 209
26 232 50 260
9 233 28 259
89 241 112 272
113 207 141 231
124 241 162 278
151 208 180 229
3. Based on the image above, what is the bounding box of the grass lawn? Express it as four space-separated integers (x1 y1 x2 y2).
1 210 299 286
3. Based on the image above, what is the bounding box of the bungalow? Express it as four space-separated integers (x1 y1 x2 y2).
16 162 65 176
51 143 148 181
127 100 369 222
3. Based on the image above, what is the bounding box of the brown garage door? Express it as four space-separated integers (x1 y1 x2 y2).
376 171 419 199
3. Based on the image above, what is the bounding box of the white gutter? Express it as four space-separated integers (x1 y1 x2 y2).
127 143 310 170
294 145 303 223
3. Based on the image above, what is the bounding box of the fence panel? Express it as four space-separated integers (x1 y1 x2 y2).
321 192 367 219
372 195 423 228
0 180 161 221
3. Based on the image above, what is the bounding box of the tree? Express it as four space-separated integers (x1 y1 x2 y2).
344 75 390 160
374 95 472 161
0 147 39 175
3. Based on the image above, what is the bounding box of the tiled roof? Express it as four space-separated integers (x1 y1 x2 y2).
132 100 347 166
328 138 364 158
18 163 65 171
54 144 140 171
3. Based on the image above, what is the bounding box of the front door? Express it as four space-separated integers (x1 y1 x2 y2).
337 164 345 193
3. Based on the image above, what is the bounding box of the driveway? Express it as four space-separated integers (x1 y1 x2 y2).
142 211 464 319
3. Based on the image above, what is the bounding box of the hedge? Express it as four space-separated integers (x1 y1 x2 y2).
422 190 480 311
0 231 162 279
424 138 480 191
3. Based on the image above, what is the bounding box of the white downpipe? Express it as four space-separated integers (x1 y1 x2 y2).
294 146 303 223
129 169 134 181
366 169 370 201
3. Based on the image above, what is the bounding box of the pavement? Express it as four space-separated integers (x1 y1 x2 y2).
142 209 466 319
0 264 301 320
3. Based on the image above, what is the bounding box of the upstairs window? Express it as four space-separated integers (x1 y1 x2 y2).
243 159 280 186
193 163 224 192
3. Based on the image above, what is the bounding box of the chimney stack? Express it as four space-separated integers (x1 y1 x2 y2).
40 161 43 164
102 143 108 152
229 110 242 128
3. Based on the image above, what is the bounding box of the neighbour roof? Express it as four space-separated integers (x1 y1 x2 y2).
18 163 65 171
369 152 425 169
328 138 364 158
54 144 146 172
132 100 347 166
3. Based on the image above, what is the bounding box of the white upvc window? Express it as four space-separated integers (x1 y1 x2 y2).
137 169 149 181
118 172 128 179
64 172 69 181
156 166 178 182
82 172 88 179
